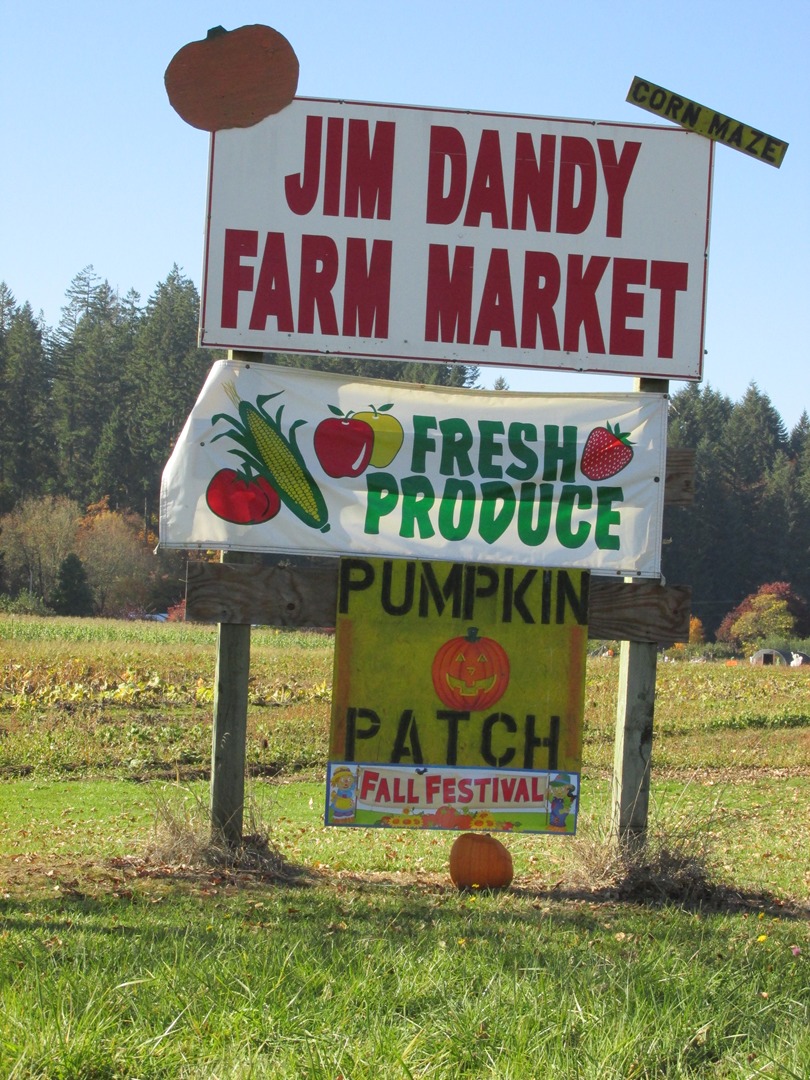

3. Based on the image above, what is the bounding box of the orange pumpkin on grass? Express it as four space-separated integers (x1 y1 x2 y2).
449 832 513 890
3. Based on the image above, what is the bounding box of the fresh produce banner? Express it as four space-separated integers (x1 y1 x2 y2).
160 360 667 576
327 559 586 835
326 763 579 834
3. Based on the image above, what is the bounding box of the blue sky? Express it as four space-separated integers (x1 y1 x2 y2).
2 1 807 429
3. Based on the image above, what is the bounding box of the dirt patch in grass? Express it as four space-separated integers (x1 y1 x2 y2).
3 853 808 923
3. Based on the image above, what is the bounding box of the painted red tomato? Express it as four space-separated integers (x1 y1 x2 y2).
432 627 510 712
314 417 374 478
206 469 281 524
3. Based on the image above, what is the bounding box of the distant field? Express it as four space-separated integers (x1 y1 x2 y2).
1 614 808 782
1 614 808 899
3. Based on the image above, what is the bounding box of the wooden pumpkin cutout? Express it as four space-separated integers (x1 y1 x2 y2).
165 24 299 132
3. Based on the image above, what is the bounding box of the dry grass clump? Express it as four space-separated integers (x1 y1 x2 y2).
566 799 721 906
145 786 310 882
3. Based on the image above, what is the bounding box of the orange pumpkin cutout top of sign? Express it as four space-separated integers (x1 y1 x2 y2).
432 626 510 712
164 24 299 131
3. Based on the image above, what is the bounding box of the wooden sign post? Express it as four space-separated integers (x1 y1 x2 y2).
611 377 669 850
195 387 692 851
194 357 691 847
209 351 256 845
209 553 253 845
197 551 691 846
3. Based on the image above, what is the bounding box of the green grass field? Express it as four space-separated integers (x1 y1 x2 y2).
0 616 807 1078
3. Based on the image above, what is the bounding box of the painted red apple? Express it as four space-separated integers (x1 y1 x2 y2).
206 469 281 524
314 414 374 477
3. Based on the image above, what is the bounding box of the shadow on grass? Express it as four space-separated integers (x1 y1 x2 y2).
94 851 810 922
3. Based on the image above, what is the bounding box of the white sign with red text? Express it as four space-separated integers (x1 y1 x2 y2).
201 98 713 380
159 361 668 576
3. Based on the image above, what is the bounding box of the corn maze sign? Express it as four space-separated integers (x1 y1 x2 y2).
326 558 586 834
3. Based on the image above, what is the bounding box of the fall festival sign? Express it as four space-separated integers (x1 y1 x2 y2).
326 558 587 834
200 98 713 380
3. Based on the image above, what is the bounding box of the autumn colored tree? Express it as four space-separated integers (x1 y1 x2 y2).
0 496 84 604
730 595 794 650
688 616 705 645
717 581 808 649
77 501 158 616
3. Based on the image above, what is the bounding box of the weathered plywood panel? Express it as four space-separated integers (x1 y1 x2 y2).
664 447 696 506
185 558 339 627
185 560 691 642
588 578 691 642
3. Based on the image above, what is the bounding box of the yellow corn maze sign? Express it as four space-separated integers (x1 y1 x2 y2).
627 77 788 168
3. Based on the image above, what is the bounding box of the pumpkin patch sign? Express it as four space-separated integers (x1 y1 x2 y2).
326 557 586 834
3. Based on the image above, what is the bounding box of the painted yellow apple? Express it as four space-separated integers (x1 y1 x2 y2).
352 404 404 467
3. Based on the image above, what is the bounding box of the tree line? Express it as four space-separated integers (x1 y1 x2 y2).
0 267 476 615
663 383 810 637
0 266 807 634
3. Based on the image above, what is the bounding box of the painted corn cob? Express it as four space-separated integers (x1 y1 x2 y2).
212 383 329 531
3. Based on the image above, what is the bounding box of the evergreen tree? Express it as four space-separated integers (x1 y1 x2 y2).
128 268 212 524
718 382 787 492
0 283 17 507
667 381 733 449
0 282 16 334
717 384 789 598
50 267 101 494
51 272 140 504
663 384 735 632
264 351 479 388
789 411 809 457
0 304 56 509
50 553 95 616
761 452 796 585
664 383 806 636
91 405 132 507
791 425 810 603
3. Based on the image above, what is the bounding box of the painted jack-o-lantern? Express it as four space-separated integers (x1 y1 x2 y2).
432 626 510 712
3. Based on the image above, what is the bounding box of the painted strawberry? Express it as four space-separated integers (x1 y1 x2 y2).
580 422 634 481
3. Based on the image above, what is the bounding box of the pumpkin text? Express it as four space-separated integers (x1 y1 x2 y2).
337 558 588 625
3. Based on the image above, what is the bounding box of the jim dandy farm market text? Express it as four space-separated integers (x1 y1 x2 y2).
200 100 712 380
